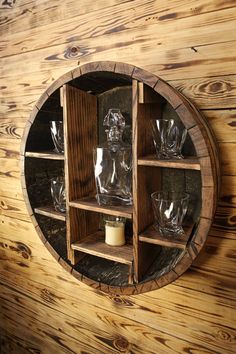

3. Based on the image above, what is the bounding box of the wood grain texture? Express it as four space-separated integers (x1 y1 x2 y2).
69 197 133 219
63 84 98 263
172 75 236 109
72 232 133 265
25 151 64 160
34 205 66 221
0 0 235 353
138 155 200 170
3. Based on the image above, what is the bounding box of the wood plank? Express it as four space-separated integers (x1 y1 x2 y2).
34 205 66 221
204 109 236 143
71 232 133 265
0 285 135 354
1 230 235 315
139 224 193 249
219 142 236 176
0 118 25 139
192 235 236 279
172 75 236 109
2 2 236 59
0 177 24 200
2 0 234 37
1 241 235 354
63 84 98 263
0 250 235 354
0 195 30 222
0 0 129 35
69 197 133 219
25 151 64 160
1 33 236 82
2 72 236 112
1 220 236 349
219 176 236 208
0 328 61 354
138 155 200 170
0 95 39 117
211 205 236 240
1 0 236 352
2 281 232 354
0 137 20 159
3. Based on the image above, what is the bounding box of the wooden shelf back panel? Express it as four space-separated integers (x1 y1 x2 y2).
63 84 98 263
138 155 200 170
66 208 100 263
34 206 66 221
25 151 64 160
69 197 133 219
139 224 194 249
71 232 133 265
63 84 97 201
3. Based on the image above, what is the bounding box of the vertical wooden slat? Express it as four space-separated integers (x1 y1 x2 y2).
132 80 163 282
132 79 139 282
63 84 98 263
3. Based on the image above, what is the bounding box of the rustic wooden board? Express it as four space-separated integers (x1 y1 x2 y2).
0 242 235 354
72 232 133 265
1 0 236 353
34 205 66 221
1 30 236 82
69 197 133 219
172 76 236 109
138 155 200 170
2 2 236 60
25 151 64 160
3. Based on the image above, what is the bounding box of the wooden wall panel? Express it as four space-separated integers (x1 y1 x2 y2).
2 4 236 58
0 1 235 353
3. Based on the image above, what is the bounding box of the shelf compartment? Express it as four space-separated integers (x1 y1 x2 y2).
138 155 200 170
69 197 133 219
25 151 64 160
34 205 66 221
71 231 133 265
139 223 194 249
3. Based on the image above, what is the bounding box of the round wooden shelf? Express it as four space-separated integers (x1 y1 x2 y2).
20 61 220 295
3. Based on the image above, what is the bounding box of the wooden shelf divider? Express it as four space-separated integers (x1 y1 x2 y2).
71 232 133 265
138 155 200 170
69 197 133 219
139 223 194 249
25 151 64 160
34 205 66 221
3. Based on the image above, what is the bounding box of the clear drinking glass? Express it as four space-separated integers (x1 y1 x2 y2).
50 121 64 153
51 177 66 213
151 191 189 237
94 147 132 206
150 119 187 159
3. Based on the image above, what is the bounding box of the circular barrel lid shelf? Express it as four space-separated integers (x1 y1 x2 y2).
20 61 220 295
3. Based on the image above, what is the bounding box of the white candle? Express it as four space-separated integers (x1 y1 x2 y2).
105 221 125 246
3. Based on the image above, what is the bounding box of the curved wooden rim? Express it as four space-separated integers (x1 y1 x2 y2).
20 60 219 295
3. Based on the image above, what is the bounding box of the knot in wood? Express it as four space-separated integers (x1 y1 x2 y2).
217 330 233 342
0 0 16 9
41 288 56 304
109 295 134 307
15 242 32 258
199 80 231 96
229 214 236 226
113 337 129 352
0 200 7 209
65 45 80 59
